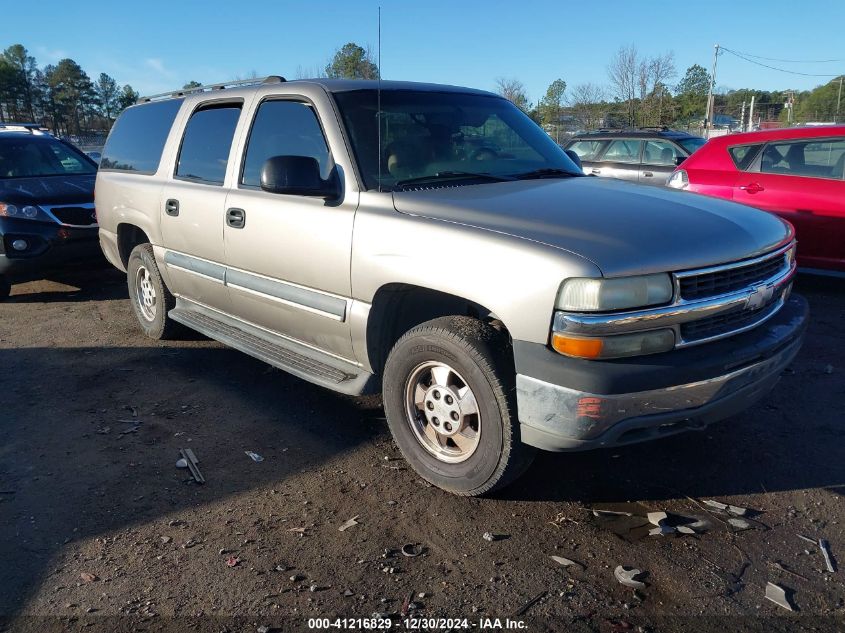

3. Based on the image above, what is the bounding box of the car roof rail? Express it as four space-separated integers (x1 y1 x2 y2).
0 122 51 135
138 75 287 103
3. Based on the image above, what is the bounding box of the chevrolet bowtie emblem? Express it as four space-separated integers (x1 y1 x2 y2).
745 284 775 310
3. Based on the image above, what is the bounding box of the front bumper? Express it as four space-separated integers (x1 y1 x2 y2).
0 217 102 282
515 294 808 451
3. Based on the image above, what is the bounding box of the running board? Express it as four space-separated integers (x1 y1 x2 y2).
169 303 376 395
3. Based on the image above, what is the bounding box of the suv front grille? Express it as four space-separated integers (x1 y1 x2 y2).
678 251 787 301
48 205 97 227
680 285 786 342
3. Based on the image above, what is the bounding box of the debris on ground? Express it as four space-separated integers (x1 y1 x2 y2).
244 451 264 463
225 556 240 568
179 448 204 484
703 499 750 517
819 539 836 573
79 572 99 583
728 518 752 531
797 534 817 544
401 543 424 558
550 555 583 569
614 566 647 589
647 511 668 526
765 582 796 611
703 500 729 511
512 591 546 617
339 516 360 532
175 458 187 469
592 509 633 517
482 532 506 542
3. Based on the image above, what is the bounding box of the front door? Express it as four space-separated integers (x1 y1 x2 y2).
223 97 356 360
160 102 243 313
593 138 642 182
639 139 683 186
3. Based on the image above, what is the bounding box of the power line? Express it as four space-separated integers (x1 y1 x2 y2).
724 50 841 64
721 47 842 78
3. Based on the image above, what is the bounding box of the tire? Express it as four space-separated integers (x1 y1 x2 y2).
126 244 179 340
0 276 10 301
383 316 536 496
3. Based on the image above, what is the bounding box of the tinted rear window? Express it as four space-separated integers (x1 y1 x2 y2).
100 99 183 174
176 104 242 185
728 144 763 170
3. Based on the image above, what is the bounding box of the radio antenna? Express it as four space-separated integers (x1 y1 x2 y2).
377 5 382 193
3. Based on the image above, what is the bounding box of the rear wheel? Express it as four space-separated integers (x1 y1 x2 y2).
0 276 10 301
383 316 535 496
127 244 179 339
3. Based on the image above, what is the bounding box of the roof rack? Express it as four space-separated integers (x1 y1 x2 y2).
138 75 287 103
0 122 51 135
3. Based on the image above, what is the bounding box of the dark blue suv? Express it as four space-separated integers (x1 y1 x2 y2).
0 126 100 299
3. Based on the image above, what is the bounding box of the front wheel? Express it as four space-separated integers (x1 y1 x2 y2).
0 275 10 301
382 316 535 496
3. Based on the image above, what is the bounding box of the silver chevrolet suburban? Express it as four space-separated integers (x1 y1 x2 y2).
96 77 807 496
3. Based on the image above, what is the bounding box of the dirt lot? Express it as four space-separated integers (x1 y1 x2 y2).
1 267 844 633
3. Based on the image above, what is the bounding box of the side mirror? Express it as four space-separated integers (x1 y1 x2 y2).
564 149 583 171
675 155 686 166
260 155 338 198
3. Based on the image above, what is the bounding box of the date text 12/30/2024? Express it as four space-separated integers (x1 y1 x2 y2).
307 617 528 629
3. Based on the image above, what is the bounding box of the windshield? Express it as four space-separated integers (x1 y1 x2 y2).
677 137 707 154
333 89 582 190
0 136 97 178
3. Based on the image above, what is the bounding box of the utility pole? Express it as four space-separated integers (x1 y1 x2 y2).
748 95 755 131
740 101 746 132
705 43 720 135
837 76 843 123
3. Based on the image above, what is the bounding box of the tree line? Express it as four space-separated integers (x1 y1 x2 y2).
0 44 140 136
496 44 844 132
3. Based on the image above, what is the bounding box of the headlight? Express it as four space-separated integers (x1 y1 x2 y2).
0 202 54 222
557 274 673 312
667 170 688 189
551 328 675 359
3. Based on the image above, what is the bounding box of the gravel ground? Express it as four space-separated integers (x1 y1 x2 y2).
0 267 843 633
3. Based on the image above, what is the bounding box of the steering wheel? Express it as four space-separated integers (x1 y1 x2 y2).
471 147 498 161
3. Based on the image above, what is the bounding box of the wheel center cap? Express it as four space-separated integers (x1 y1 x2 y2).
423 386 461 436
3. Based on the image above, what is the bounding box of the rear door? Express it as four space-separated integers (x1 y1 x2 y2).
592 138 642 182
733 137 845 270
159 100 244 312
639 139 684 186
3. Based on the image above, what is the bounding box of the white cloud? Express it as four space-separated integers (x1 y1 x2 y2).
143 57 175 78
35 46 69 64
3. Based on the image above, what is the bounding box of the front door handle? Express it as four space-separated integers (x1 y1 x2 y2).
643 171 654 177
165 199 179 217
226 207 246 229
739 182 764 194
591 168 601 175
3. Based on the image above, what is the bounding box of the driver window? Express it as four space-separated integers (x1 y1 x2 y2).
241 100 331 187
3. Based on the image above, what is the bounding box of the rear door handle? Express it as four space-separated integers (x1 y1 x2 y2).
165 199 179 217
226 207 245 229
591 168 601 175
643 171 654 177
739 182 764 194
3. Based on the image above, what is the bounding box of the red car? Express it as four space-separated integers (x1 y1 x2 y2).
668 126 845 273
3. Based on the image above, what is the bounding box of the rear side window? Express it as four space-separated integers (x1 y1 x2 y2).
759 139 845 180
176 103 242 185
728 144 763 170
100 99 183 174
241 100 331 186
601 139 642 163
567 139 606 161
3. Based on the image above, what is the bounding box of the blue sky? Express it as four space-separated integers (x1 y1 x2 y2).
3 0 843 100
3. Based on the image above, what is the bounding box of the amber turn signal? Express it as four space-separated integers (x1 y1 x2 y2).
550 333 604 359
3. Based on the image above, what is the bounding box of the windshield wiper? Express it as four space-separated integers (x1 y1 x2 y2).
512 167 579 180
394 171 516 188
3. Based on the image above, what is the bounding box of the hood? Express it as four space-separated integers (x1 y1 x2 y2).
392 177 792 277
0 174 96 206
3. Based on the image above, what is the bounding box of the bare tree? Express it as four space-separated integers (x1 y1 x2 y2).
495 77 530 112
568 83 607 130
607 45 638 126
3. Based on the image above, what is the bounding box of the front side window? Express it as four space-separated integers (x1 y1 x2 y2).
643 140 683 166
333 89 581 190
567 139 607 161
176 103 242 184
677 137 706 155
0 137 97 178
760 138 845 180
241 100 331 187
601 139 642 163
